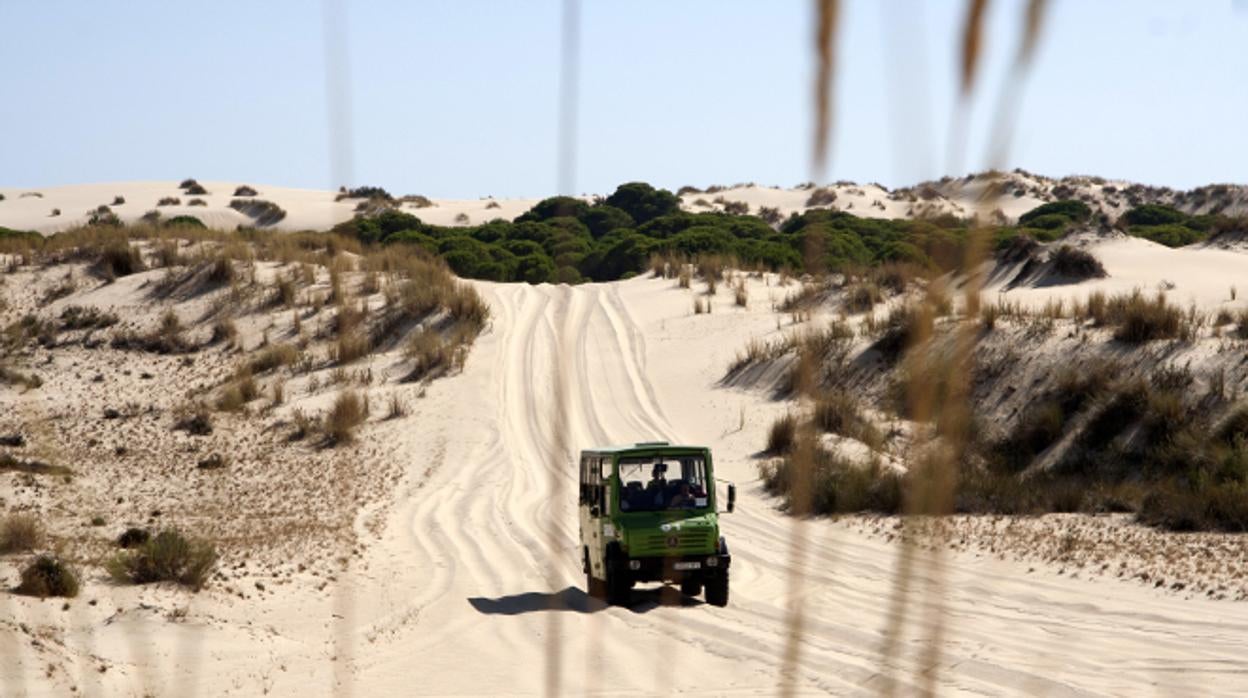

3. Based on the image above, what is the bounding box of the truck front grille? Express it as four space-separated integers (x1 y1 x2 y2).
641 531 711 554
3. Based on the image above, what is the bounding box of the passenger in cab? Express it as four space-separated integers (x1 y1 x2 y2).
645 463 669 508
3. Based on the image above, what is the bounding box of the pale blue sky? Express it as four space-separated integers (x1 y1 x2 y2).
1 1 1245 196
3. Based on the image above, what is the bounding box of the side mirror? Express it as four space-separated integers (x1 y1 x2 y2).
726 484 736 513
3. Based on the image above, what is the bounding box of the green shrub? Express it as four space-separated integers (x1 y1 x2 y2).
1019 199 1091 225
1129 224 1206 247
338 185 393 200
15 555 80 598
1123 204 1188 227
88 207 121 227
164 215 206 229
107 529 217 589
604 182 680 224
516 196 589 222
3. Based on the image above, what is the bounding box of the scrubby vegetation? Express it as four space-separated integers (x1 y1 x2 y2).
1119 203 1237 247
15 555 80 598
1 514 44 553
757 292 1248 533
1049 245 1106 279
107 528 217 590
230 198 287 226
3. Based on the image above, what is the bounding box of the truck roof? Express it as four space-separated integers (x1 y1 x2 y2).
581 441 708 455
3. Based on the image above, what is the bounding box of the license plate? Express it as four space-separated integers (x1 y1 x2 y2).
673 561 701 570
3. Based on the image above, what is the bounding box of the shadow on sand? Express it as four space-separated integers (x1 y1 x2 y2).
467 585 703 616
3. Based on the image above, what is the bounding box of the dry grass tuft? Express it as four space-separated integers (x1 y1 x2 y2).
734 279 749 307
1 514 44 553
1110 291 1184 343
766 413 798 455
96 241 145 280
326 390 368 444
250 343 300 374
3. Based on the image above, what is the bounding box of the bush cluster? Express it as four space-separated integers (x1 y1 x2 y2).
341 182 1052 284
1122 204 1225 247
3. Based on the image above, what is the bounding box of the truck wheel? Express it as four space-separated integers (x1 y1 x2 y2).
605 565 631 606
587 571 606 600
680 579 702 597
705 571 729 607
585 549 606 600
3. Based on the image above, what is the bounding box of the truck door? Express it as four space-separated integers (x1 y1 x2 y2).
579 455 606 577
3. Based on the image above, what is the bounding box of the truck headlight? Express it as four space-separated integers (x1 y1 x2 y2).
628 560 641 570
706 557 718 567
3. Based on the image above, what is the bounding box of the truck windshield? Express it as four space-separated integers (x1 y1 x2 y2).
617 455 709 512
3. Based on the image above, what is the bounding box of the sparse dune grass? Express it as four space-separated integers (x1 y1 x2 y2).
1109 291 1184 343
249 343 300 374
326 390 368 444
844 282 882 313
765 413 798 455
96 241 145 279
813 390 883 449
1 513 44 553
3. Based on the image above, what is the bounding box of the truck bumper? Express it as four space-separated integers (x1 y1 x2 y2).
610 552 731 583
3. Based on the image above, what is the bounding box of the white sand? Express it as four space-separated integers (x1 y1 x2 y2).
6 270 1248 696
5 176 1248 695
985 232 1248 313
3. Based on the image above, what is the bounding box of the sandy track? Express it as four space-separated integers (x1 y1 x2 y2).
334 277 1248 696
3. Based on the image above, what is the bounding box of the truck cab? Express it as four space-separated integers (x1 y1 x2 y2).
579 442 735 607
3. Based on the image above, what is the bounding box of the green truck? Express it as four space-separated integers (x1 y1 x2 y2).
578 442 736 607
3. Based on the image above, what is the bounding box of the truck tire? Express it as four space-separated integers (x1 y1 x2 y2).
585 549 606 600
705 571 729 607
680 579 702 597
587 571 606 600
605 564 631 606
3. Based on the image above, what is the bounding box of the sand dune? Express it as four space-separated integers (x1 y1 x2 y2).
5 177 1248 696
7 270 1248 695
0 182 545 235
7 171 1247 237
